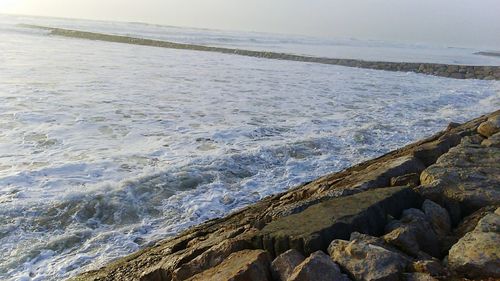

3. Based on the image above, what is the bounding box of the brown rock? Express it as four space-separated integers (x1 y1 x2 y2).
447 209 500 279
411 259 445 277
453 206 498 238
328 235 409 281
481 132 500 148
412 134 461 166
186 249 272 281
403 272 438 281
172 238 252 280
259 186 420 256
477 115 500 137
390 173 420 187
419 143 500 215
349 156 426 191
270 249 305 281
288 251 349 281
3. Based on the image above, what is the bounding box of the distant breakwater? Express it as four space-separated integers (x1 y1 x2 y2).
23 24 500 80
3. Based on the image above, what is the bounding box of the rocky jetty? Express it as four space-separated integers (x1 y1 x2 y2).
21 24 500 81
72 110 500 281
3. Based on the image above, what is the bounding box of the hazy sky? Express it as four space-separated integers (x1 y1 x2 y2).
1 0 499 49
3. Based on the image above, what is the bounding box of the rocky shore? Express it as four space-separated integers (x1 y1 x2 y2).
22 24 500 81
72 111 500 281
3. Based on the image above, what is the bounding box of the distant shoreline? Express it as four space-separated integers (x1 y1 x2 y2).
475 51 500 58
21 24 500 81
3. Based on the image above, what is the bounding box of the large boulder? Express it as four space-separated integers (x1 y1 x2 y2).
328 235 409 281
447 208 500 279
419 142 500 215
259 186 420 256
477 115 500 137
421 200 451 238
288 251 350 281
383 209 441 257
271 249 305 281
186 249 272 281
482 132 500 148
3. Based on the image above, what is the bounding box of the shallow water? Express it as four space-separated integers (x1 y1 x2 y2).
0 15 499 280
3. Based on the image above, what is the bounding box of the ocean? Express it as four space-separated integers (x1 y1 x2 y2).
0 14 499 280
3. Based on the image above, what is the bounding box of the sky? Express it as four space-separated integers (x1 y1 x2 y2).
1 0 499 49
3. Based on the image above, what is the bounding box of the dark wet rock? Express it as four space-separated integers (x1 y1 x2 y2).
383 208 441 257
477 115 500 137
288 251 349 281
186 249 272 281
328 235 409 281
270 249 305 281
422 200 451 238
259 186 420 255
390 173 420 187
447 208 500 279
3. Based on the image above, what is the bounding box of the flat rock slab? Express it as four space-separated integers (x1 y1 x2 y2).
420 142 500 214
186 249 272 281
258 186 420 256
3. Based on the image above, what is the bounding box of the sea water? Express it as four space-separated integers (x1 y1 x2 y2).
0 14 499 280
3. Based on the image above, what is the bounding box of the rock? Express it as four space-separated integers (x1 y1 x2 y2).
346 156 426 191
259 186 420 255
474 212 500 233
384 225 421 257
390 173 420 187
410 259 445 277
477 115 500 137
446 122 461 131
328 235 409 281
288 251 349 281
412 134 461 166
172 238 252 280
270 249 305 281
450 73 465 79
186 249 272 281
421 200 451 237
403 272 438 281
482 132 500 148
419 142 500 215
460 134 484 145
383 208 441 257
452 206 497 238
447 208 500 278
